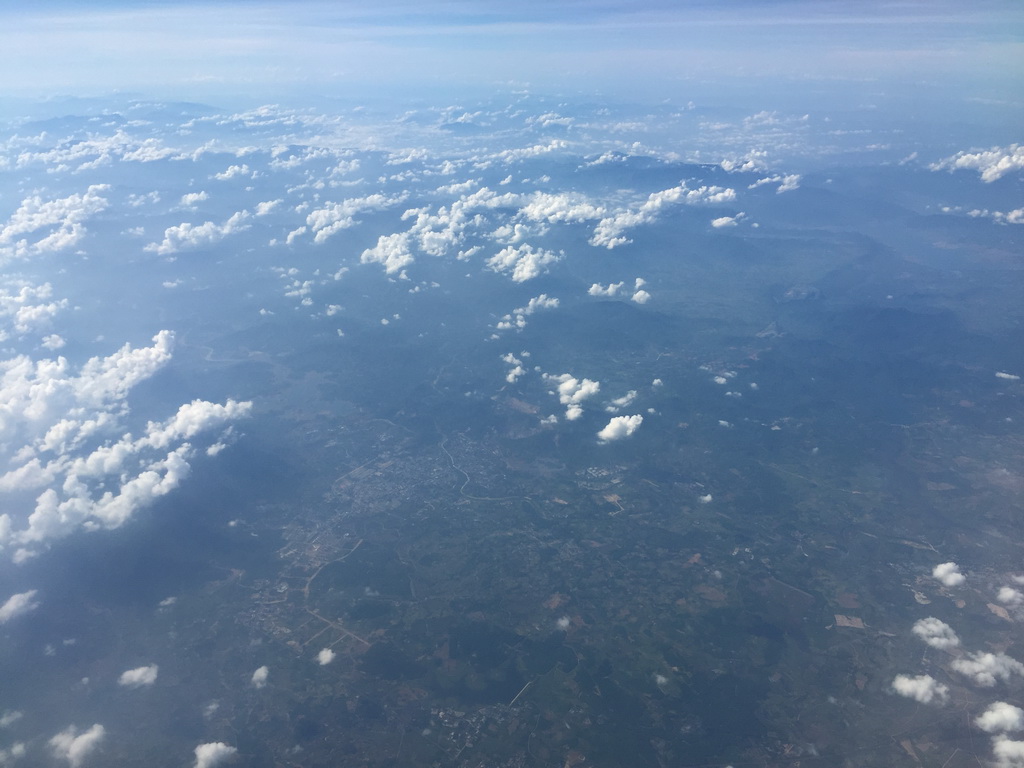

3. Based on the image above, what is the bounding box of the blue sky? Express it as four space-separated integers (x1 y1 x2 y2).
1 0 1021 103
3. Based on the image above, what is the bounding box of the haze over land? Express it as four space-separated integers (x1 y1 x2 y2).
0 2 1022 766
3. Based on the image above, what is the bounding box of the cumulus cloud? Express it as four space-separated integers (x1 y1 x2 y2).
891 674 948 704
911 617 960 650
194 742 238 768
179 191 209 208
543 373 600 421
931 144 1024 182
317 648 336 665
0 331 252 559
487 244 561 282
251 665 269 688
213 164 251 181
597 414 643 443
145 211 251 255
0 590 40 624
300 193 406 245
631 289 651 304
254 199 282 216
590 182 736 248
118 664 158 688
952 652 1024 687
50 724 105 767
967 208 1024 225
748 174 801 193
606 391 637 413
518 192 605 225
588 282 624 297
994 736 1024 768
360 233 414 275
0 185 110 262
933 562 965 587
0 281 68 335
977 703 1024 734
502 353 526 383
998 587 1024 606
496 294 559 331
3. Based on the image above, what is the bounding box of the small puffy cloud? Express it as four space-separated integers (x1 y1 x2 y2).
591 182 736 248
118 664 158 688
254 200 282 216
891 674 948 704
996 372 1021 381
0 185 110 262
251 665 269 688
41 334 66 350
931 144 1024 182
194 742 238 768
50 724 105 767
998 586 1024 606
0 590 40 624
496 294 559 331
317 648 336 665
631 289 651 304
606 391 637 413
597 414 643 443
588 282 624 297
179 191 209 208
487 244 561 282
952 652 1024 687
145 211 251 255
213 164 250 180
977 703 1024 734
911 617 960 650
0 710 23 728
994 736 1024 768
711 213 746 228
748 174 801 193
933 562 965 587
361 233 414 275
302 193 406 245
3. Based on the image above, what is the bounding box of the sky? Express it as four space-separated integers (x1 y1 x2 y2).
1 0 1022 105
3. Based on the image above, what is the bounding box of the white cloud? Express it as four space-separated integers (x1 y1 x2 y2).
748 174 801 193
194 742 238 768
251 665 269 688
606 391 637 413
590 182 736 248
996 372 1021 381
0 711 22 728
0 185 110 262
518 192 605 224
0 590 39 624
487 244 561 282
145 211 251 255
588 282 624 297
541 372 600 420
301 193 406 245
998 587 1023 606
317 648 336 665
911 617 960 650
931 144 1024 182
952 652 1024 687
361 233 414 275
977 703 1024 734
496 294 559 331
254 199 282 216
597 414 643 443
213 164 251 181
891 674 948 704
933 561 965 587
968 208 1024 225
50 724 105 768
631 289 651 304
0 332 251 558
118 664 158 688
994 736 1024 768
179 191 209 208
